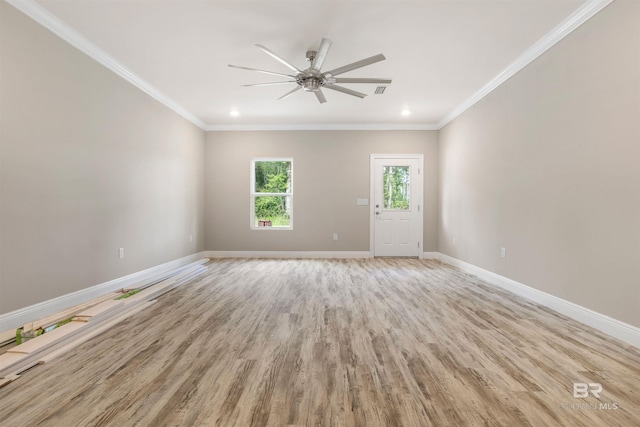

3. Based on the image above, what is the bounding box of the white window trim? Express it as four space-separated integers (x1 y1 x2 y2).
250 157 294 231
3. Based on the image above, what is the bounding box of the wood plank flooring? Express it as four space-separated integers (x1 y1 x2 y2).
0 258 639 426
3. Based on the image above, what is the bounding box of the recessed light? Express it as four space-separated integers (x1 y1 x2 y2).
229 109 239 117
401 109 411 116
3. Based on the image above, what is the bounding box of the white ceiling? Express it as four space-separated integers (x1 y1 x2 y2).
19 0 602 130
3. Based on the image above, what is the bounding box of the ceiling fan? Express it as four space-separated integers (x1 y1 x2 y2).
228 38 391 104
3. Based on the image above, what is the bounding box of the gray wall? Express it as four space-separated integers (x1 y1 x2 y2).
2 0 638 335
0 3 206 314
438 0 640 327
205 131 439 252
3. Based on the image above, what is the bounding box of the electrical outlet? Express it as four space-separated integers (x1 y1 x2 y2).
501 247 506 258
333 233 338 241
119 248 125 259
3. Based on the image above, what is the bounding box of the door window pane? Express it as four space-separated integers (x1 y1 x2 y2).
383 166 410 210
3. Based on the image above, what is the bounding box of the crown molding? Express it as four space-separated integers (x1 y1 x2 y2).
6 0 208 130
436 0 614 130
8 0 612 132
204 122 440 131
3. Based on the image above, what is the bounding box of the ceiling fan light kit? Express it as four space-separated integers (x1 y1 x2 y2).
229 38 391 104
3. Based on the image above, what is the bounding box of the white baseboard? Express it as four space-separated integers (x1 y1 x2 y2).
206 250 372 259
0 251 208 333
422 252 440 259
433 252 640 349
4 250 637 349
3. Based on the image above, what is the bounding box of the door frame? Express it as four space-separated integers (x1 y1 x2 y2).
369 154 424 258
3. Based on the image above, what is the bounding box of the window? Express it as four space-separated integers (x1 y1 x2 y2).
383 165 410 210
251 158 293 230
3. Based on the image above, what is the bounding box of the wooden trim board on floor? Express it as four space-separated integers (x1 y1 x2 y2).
38 301 156 365
21 292 122 333
74 299 125 322
0 252 209 332
0 260 209 380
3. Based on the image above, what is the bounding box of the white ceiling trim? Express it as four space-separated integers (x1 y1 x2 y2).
204 123 440 131
8 0 612 133
436 0 613 130
6 0 208 130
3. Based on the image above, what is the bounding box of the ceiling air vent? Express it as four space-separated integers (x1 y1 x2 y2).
374 86 387 95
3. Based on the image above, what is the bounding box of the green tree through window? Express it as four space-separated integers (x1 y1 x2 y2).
383 166 410 210
252 159 292 228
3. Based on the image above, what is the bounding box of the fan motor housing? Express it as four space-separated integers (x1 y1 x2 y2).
301 77 322 92
297 69 324 92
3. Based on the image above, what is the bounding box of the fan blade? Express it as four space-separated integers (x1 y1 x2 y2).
312 38 333 71
242 81 296 87
334 78 392 84
255 44 303 73
325 54 386 77
278 86 302 100
228 64 295 79
314 89 327 104
324 84 367 98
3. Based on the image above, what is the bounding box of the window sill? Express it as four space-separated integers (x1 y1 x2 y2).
251 226 293 231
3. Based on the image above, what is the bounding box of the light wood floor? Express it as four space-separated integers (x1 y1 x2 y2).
0 258 639 426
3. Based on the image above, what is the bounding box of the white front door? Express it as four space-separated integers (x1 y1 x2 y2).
371 155 423 257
